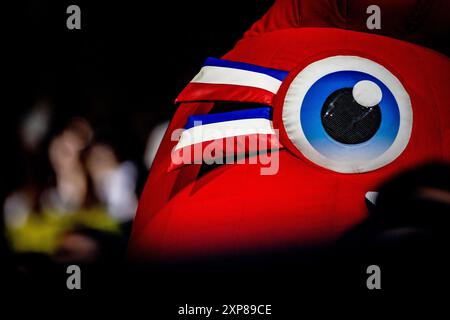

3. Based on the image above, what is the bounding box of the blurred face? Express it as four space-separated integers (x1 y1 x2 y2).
48 132 81 172
48 118 92 173
130 28 450 260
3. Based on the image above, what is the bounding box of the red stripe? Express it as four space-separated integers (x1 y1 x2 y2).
168 133 283 171
175 83 276 105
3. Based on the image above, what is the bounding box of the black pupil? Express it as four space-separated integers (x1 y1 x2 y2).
321 87 381 144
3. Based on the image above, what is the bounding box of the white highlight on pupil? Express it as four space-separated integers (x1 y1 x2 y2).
352 80 383 107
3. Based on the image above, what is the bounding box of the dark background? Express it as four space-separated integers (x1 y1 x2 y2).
3 0 273 201
1 1 273 300
1 1 448 314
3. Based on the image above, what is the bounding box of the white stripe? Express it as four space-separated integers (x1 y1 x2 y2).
175 118 276 150
191 66 282 94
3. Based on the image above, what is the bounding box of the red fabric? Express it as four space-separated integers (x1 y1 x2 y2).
243 0 450 53
129 6 450 261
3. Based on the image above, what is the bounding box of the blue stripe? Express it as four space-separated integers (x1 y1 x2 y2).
203 57 288 81
185 107 272 129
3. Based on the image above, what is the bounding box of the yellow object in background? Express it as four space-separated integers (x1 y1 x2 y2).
6 206 120 254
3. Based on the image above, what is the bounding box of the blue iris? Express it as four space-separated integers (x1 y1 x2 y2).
300 71 400 162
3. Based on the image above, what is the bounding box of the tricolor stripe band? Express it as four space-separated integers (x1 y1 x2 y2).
176 57 288 105
170 107 283 171
175 108 274 150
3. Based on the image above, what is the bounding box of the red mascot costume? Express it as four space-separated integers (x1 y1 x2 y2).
129 0 450 261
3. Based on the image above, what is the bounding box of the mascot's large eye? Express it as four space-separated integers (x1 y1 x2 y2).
280 56 412 173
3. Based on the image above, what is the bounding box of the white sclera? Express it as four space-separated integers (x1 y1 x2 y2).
352 80 383 107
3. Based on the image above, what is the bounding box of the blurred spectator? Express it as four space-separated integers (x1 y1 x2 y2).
86 143 138 222
3 117 137 264
42 117 92 213
19 101 52 153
